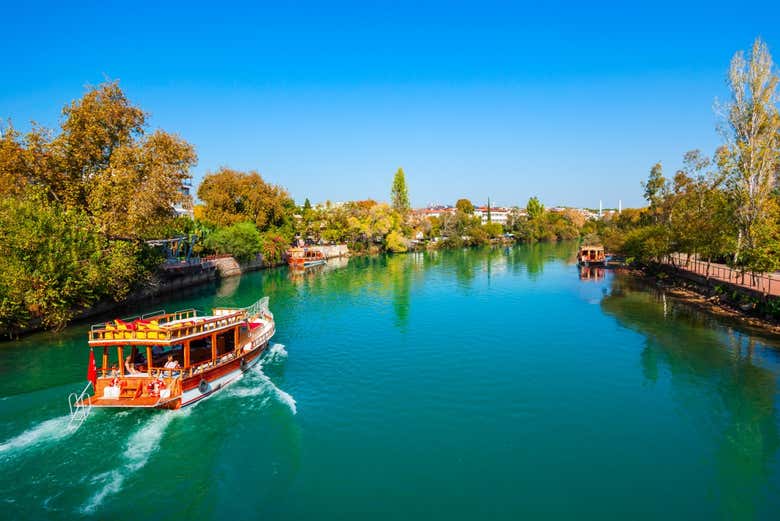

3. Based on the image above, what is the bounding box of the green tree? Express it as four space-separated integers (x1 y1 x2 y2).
455 198 474 214
526 196 545 220
203 222 262 261
0 188 158 335
385 230 409 253
391 167 410 214
483 222 504 238
642 162 667 211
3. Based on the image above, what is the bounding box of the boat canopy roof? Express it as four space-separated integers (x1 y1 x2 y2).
87 308 247 347
580 245 604 251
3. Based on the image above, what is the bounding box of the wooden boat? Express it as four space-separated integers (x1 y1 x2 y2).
69 297 275 417
577 245 607 267
287 247 327 269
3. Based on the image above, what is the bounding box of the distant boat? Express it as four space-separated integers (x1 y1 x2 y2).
287 247 327 269
577 245 607 267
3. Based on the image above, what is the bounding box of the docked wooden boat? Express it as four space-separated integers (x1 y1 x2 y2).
577 245 607 267
69 297 275 420
287 247 327 269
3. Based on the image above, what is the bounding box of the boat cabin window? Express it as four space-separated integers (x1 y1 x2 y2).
216 331 235 357
127 346 147 371
189 337 212 365
151 344 184 367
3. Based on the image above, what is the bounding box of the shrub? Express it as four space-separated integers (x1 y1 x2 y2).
203 222 262 261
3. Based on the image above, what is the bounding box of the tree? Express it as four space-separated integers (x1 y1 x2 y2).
391 167 410 214
719 37 780 268
303 198 312 211
483 222 503 238
385 230 409 253
202 222 262 261
197 168 294 230
526 196 545 220
0 188 158 335
642 162 668 221
0 82 196 239
455 198 474 214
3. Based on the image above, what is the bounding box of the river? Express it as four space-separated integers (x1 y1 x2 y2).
2 242 780 520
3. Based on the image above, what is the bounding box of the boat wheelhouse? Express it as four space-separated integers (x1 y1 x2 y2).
71 297 274 415
287 247 327 269
577 245 606 267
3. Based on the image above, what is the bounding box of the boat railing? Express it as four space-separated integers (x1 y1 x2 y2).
243 296 270 320
68 381 93 429
88 310 246 343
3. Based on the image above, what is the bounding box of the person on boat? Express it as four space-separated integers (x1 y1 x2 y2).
125 355 139 375
164 355 179 369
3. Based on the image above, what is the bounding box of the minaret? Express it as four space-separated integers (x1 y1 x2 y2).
618 200 622 214
599 200 602 218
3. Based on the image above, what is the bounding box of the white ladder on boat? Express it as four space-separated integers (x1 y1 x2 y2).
67 382 93 430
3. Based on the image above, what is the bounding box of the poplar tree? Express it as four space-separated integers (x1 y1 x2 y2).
391 167 410 214
719 37 780 269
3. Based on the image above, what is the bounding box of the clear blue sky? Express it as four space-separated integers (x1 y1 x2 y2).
2 1 779 208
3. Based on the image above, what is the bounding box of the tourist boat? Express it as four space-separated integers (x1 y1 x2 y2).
287 247 327 269
577 245 607 267
68 297 275 420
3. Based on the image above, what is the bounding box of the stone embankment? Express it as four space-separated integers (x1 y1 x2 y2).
209 244 350 278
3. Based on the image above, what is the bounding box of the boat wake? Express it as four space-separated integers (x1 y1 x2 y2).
0 415 73 458
256 370 297 415
220 347 296 414
266 343 288 363
80 411 185 514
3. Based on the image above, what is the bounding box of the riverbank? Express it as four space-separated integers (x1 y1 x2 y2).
631 264 780 336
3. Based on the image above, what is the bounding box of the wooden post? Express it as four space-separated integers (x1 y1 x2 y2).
184 341 190 368
146 346 153 375
211 333 217 363
102 346 108 376
118 346 124 376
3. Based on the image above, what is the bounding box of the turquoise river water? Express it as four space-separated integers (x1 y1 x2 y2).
2 243 780 520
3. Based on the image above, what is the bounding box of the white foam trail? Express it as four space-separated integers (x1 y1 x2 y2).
256 370 297 415
81 411 182 514
0 415 72 456
226 358 296 414
264 344 287 362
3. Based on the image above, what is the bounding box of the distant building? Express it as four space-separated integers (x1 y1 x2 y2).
413 205 455 219
474 205 511 225
173 178 194 218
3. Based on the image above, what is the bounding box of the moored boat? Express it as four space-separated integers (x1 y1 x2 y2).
577 245 607 267
287 247 327 269
69 297 275 420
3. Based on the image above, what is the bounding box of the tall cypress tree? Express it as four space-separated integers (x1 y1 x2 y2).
391 167 410 214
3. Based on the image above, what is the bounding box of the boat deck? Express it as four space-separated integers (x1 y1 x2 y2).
88 396 165 408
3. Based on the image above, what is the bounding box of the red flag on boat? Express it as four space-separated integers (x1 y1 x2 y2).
87 348 97 388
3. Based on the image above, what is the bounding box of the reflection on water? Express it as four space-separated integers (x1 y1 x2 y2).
602 275 780 518
215 273 241 298
579 265 606 281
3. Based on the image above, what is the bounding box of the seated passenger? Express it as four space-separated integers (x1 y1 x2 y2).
164 355 180 369
125 355 139 375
